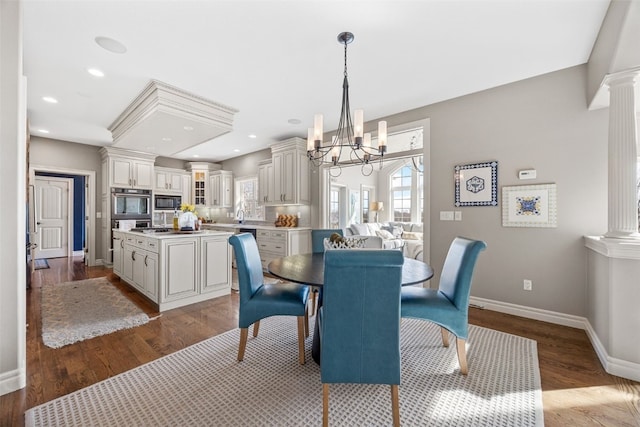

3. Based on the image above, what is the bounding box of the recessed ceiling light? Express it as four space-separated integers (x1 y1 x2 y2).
248 134 257 139
42 96 58 104
161 137 172 142
38 129 50 134
288 118 301 125
87 68 105 77
233 149 240 152
95 36 127 54
193 154 200 158
183 126 194 131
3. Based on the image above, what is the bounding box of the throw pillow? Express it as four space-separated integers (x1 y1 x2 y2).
323 236 368 250
375 229 394 240
402 231 423 240
349 223 370 236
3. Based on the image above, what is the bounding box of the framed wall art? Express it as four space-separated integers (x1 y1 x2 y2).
502 183 557 228
454 161 498 207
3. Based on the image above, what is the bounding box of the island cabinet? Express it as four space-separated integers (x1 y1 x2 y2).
112 230 232 312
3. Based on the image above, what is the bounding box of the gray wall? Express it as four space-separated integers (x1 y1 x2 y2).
409 64 607 316
312 64 608 317
29 137 104 261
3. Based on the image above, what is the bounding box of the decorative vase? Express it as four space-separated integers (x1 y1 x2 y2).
179 212 197 231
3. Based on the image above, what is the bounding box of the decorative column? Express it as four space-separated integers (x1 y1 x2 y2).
604 71 640 238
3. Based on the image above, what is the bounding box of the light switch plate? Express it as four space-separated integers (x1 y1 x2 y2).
454 211 462 221
518 169 537 180
440 211 454 221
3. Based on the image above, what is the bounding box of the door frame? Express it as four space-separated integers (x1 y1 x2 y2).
34 176 73 259
29 164 97 267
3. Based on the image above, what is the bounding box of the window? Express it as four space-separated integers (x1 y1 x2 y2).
235 177 264 220
391 165 412 222
389 160 423 223
329 188 340 228
362 189 370 223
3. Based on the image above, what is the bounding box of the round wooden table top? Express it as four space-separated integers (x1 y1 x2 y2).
268 252 434 287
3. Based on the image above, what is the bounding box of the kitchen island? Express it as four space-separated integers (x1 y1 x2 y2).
112 229 233 312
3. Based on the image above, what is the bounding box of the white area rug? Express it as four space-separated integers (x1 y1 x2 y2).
26 316 543 426
41 277 150 349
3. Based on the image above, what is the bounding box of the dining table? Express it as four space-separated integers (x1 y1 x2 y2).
268 252 434 363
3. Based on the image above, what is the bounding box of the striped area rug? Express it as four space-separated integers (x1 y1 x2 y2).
26 316 543 426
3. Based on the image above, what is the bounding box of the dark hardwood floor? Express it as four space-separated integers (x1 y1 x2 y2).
1 257 639 426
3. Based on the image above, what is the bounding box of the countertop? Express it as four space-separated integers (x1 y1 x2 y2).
200 223 311 231
113 229 234 240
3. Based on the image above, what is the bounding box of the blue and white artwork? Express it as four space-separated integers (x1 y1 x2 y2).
454 161 498 207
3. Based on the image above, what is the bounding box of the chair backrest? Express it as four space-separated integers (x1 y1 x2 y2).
228 233 264 304
311 229 343 253
439 237 487 311
321 249 404 385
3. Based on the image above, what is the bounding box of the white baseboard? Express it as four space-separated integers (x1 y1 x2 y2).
0 368 25 396
469 296 640 382
469 296 587 329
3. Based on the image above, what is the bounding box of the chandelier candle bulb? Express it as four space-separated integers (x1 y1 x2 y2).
314 114 323 141
378 121 387 150
354 109 364 139
307 128 314 151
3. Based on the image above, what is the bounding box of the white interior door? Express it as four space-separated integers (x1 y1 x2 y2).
35 177 72 259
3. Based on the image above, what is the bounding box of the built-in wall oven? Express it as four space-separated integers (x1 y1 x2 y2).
112 188 152 220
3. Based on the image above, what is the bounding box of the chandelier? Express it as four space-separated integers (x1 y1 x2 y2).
307 32 387 177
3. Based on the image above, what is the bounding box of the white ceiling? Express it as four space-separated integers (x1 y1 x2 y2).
23 0 611 163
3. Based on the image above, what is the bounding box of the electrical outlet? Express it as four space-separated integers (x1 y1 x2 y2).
523 279 532 291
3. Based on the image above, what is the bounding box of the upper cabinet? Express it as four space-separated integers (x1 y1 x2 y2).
187 161 223 206
154 167 185 194
269 137 310 205
210 170 233 208
100 147 156 191
257 160 274 204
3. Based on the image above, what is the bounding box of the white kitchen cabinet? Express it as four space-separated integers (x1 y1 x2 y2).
200 234 232 294
257 160 274 204
256 228 311 271
269 137 310 205
187 162 222 206
210 170 233 208
120 234 158 299
162 238 199 301
154 168 184 194
115 230 232 312
112 231 124 277
111 158 154 189
182 174 192 206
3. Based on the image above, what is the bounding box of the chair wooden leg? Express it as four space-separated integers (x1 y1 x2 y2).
440 327 450 347
322 383 329 427
311 289 318 316
297 316 306 364
456 337 468 375
253 320 260 337
237 328 248 361
304 307 310 338
391 384 400 427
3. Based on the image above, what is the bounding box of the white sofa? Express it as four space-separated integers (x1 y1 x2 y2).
343 222 424 261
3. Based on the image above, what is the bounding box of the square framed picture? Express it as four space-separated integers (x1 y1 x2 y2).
454 161 498 207
502 183 557 227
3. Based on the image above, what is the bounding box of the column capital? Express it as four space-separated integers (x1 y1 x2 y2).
604 67 640 88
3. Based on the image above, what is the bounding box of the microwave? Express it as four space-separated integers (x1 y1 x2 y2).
154 194 182 211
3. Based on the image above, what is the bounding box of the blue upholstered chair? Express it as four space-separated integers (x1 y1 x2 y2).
309 229 343 315
401 236 486 375
229 233 310 364
319 249 404 427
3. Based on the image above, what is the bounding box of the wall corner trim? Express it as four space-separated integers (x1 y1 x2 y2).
0 368 26 396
